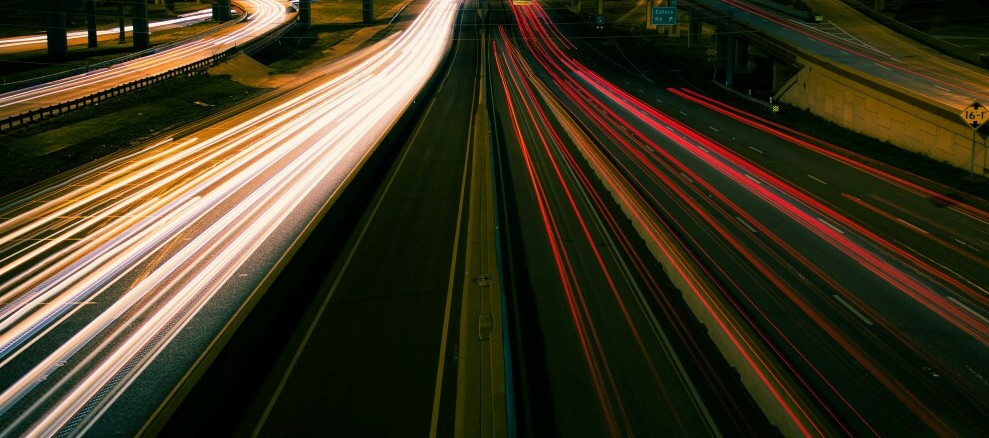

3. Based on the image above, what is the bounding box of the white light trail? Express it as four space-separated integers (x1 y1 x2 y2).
0 10 215 50
0 0 462 434
0 0 289 113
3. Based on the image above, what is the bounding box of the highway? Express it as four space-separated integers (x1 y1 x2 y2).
0 0 460 435
491 2 778 436
0 0 986 435
0 8 214 55
495 1 989 436
163 0 484 435
0 0 290 119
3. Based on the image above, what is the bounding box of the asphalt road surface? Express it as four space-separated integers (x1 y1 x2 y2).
490 2 777 436
0 0 459 434
163 0 480 436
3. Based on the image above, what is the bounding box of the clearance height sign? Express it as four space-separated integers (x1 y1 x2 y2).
960 101 988 176
960 101 988 130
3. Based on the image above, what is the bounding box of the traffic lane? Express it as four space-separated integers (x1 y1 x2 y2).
541 69 879 433
246 77 471 435
565 70 989 434
564 15 989 366
244 7 479 436
0 103 326 375
635 160 985 435
492 85 688 437
0 92 404 436
660 87 989 299
0 0 433 393
658 98 989 432
491 29 730 435
0 0 460 430
563 25 989 299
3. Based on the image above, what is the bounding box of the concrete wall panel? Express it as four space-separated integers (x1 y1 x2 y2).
782 56 988 175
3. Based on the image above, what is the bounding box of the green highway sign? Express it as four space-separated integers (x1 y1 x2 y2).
651 1 677 26
651 7 677 26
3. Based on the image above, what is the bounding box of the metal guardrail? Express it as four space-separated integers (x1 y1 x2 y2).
0 48 237 133
0 5 301 134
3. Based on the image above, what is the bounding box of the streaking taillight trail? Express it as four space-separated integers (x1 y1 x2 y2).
502 1 988 436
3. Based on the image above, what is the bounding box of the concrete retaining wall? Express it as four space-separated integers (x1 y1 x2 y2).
780 57 988 175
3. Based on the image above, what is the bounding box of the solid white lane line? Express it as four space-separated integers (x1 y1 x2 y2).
817 217 845 234
833 295 874 326
735 216 758 233
946 296 989 325
954 238 981 253
896 218 929 234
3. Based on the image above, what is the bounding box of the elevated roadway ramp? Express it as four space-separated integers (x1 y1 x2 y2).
763 0 989 174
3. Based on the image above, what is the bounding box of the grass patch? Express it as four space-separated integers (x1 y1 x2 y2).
254 25 360 74
255 0 407 74
0 74 264 197
309 0 406 24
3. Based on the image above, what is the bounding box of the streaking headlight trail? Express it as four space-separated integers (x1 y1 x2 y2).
0 0 461 435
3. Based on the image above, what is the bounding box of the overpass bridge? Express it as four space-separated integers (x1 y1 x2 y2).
0 0 236 59
631 0 989 175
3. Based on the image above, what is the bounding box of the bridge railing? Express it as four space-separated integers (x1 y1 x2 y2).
0 5 302 134
0 48 237 134
0 8 248 95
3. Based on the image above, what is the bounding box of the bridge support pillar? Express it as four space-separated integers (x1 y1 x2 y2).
215 0 232 22
363 0 374 24
772 61 787 94
131 0 150 49
688 15 701 46
735 38 749 73
86 0 98 48
299 0 312 30
44 2 69 60
716 9 735 87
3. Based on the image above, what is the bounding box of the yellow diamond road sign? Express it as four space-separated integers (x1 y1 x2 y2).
960 101 988 130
